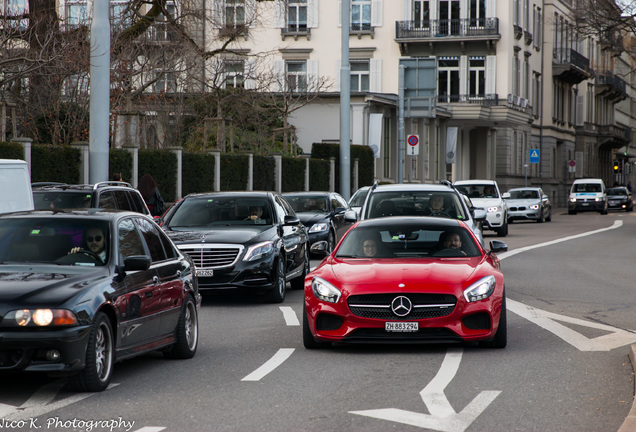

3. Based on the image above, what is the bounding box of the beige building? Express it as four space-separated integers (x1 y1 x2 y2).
200 0 634 204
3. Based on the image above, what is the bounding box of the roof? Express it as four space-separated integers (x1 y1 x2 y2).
183 191 275 199
0 209 145 220
357 216 463 229
454 179 497 185
371 183 455 192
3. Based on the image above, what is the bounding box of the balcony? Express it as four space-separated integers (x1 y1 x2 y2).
281 26 311 41
437 94 499 106
395 18 500 55
552 48 591 84
595 74 627 102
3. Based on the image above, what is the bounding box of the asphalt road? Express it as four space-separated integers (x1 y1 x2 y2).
1 208 636 432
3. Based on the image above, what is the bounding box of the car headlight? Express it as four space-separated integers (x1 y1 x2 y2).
487 206 501 213
595 197 605 202
3 309 78 327
311 277 341 303
570 197 577 203
309 223 329 233
529 204 539 210
243 241 274 262
463 275 496 302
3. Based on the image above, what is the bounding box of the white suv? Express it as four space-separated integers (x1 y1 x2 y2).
454 180 508 237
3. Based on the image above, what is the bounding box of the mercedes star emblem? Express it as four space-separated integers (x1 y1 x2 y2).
391 296 412 317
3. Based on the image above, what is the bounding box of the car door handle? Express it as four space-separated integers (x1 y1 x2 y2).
145 291 153 298
152 276 159 285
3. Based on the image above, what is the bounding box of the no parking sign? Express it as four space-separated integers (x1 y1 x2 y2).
407 134 419 155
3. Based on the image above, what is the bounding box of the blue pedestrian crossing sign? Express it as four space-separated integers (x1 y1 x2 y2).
529 149 540 163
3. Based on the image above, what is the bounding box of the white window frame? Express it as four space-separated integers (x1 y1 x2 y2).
350 59 370 92
223 60 245 89
468 57 485 97
285 60 308 92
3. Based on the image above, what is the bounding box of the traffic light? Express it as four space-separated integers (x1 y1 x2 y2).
614 161 619 173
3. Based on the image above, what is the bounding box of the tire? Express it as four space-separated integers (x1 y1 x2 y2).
303 305 330 349
266 256 286 303
165 295 198 359
70 312 114 392
327 231 336 255
496 221 508 237
537 210 544 223
290 246 310 290
480 294 507 349
568 209 577 215
601 204 608 215
545 209 552 222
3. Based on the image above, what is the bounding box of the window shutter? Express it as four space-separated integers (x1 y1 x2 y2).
307 59 319 90
371 0 382 27
244 58 257 90
576 94 585 126
274 0 285 28
460 56 468 97
273 60 285 92
486 0 495 18
486 56 496 95
308 0 319 28
338 0 342 27
335 58 341 92
370 59 382 92
402 0 411 20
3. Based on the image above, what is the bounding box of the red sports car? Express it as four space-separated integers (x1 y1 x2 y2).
303 216 508 348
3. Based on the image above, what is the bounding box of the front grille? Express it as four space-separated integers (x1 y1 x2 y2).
509 206 526 211
343 327 461 343
348 293 456 320
178 244 242 268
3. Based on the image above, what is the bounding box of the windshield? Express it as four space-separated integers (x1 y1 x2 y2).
509 190 539 199
0 217 109 266
572 183 602 193
284 195 329 213
607 188 627 196
167 196 273 227
33 191 92 210
365 191 468 221
349 188 369 207
455 184 499 199
335 223 480 258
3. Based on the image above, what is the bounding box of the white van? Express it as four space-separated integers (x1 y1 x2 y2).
0 159 34 214
568 178 607 215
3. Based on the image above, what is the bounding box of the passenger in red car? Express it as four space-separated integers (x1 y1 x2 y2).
438 231 466 255
362 239 378 257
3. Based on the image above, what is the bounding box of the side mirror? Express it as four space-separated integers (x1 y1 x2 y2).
333 206 346 215
472 208 487 221
502 192 511 199
123 255 151 271
284 215 301 225
344 209 358 223
310 240 329 255
489 240 508 253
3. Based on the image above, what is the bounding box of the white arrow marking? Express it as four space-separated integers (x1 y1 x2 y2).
350 349 500 432
241 348 294 381
279 306 300 326
507 299 636 351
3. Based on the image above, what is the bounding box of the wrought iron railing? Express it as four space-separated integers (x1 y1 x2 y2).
396 18 499 39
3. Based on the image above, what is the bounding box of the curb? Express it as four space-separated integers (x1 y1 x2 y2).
617 344 636 432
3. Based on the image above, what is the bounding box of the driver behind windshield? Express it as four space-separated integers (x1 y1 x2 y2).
424 194 457 218
69 226 107 262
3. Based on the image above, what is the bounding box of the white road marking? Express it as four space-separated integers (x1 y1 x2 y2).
241 348 295 381
497 220 622 261
507 298 636 351
351 348 501 432
279 306 300 326
133 428 166 432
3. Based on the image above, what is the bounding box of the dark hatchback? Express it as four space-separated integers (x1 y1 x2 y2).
0 210 199 391
160 191 310 303
282 192 354 256
606 187 634 211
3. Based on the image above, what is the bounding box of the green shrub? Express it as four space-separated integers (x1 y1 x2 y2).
31 145 81 183
220 154 248 191
0 142 25 160
253 155 275 191
109 149 133 182
183 152 215 195
138 149 178 202
282 157 305 192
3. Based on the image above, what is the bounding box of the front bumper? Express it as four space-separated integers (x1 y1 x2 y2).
305 292 503 345
607 199 630 210
508 210 541 221
568 200 605 211
483 212 506 230
0 325 92 373
194 256 277 292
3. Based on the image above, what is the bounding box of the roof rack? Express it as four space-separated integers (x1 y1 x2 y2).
92 181 133 191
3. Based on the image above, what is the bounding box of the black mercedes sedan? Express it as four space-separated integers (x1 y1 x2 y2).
0 209 200 392
282 191 354 256
160 191 310 303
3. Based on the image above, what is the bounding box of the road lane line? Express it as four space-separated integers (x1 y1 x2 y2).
280 306 300 326
241 348 295 381
134 428 166 432
497 220 622 261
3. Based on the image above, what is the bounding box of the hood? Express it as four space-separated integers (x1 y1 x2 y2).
328 259 480 291
166 225 275 245
296 212 328 226
0 266 108 311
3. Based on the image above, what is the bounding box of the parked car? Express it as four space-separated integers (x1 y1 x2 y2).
0 209 200 392
568 178 608 215
282 191 354 256
454 180 508 237
32 181 152 216
348 186 370 217
303 216 508 348
352 182 487 246
504 187 552 223
160 191 310 303
606 186 633 212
